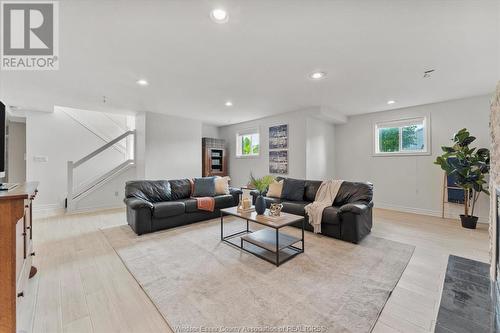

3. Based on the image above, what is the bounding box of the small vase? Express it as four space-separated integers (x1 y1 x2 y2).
255 195 266 215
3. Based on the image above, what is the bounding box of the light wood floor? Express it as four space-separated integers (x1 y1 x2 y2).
19 208 489 333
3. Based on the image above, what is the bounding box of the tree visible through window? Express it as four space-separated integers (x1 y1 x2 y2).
375 118 428 155
379 127 399 152
237 132 260 157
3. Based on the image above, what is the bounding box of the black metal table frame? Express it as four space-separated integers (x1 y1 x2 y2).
220 211 305 267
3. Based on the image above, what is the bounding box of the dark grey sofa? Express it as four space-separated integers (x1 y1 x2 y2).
124 179 242 235
251 178 373 243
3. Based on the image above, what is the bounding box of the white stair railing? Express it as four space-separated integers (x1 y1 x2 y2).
66 130 136 211
61 107 128 155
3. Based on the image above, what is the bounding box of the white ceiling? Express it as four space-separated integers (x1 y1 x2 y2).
1 0 499 125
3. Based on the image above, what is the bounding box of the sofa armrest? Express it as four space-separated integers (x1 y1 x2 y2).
337 201 373 243
124 198 153 235
229 187 242 195
124 197 153 210
250 189 267 197
229 187 242 206
250 189 268 204
338 201 373 215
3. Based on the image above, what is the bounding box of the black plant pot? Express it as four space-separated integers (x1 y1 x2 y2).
460 215 478 229
255 195 266 215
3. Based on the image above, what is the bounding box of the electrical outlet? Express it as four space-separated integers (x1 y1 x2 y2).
33 156 48 163
115 191 119 197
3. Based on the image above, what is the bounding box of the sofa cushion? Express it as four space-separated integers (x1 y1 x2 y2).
125 180 172 203
176 198 198 213
304 180 322 202
169 179 192 200
281 178 306 201
281 201 309 217
264 197 282 208
192 177 216 197
214 195 234 209
333 181 373 206
322 207 341 225
153 201 185 218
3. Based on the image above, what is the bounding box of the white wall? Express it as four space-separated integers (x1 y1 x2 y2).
7 121 26 183
143 112 202 180
26 108 203 213
72 167 136 212
26 108 135 212
202 123 220 139
335 95 491 222
219 111 315 187
135 112 146 179
306 117 335 180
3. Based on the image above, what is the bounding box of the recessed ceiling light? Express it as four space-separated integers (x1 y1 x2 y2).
136 79 149 86
309 71 326 80
225 101 233 107
387 100 396 105
210 9 229 23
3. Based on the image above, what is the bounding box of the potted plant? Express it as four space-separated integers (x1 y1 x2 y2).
434 128 490 229
249 174 275 215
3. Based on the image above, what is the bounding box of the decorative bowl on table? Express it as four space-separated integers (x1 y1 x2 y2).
269 203 283 216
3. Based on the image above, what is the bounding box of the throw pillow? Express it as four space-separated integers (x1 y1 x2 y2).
267 180 284 198
192 177 216 197
214 176 231 195
281 178 306 201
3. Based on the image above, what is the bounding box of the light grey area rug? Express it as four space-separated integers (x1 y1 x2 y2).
102 218 414 333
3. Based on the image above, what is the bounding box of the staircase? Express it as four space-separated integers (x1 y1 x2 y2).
66 130 136 211
62 107 137 212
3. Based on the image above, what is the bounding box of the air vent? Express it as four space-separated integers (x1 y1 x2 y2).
423 69 435 78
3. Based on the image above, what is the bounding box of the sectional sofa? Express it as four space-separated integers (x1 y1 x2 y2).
251 178 373 243
124 179 241 235
124 177 373 244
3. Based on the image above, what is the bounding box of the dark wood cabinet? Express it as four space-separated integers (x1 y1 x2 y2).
202 138 228 177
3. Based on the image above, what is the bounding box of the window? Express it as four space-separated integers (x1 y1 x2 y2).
236 130 260 157
374 117 429 155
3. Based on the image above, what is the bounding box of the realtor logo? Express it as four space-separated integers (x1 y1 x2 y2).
1 1 59 70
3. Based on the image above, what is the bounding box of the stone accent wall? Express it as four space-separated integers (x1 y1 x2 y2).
490 82 500 279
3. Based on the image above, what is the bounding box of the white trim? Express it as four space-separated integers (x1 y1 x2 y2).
375 202 489 224
373 116 431 156
32 203 65 218
372 151 432 157
68 204 125 215
235 154 261 159
235 129 260 158
32 203 125 218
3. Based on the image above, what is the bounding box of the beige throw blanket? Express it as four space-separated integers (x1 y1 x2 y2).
305 180 344 233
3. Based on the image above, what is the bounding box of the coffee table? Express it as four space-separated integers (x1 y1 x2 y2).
220 206 305 266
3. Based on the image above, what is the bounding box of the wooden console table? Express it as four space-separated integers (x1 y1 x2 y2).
0 182 38 333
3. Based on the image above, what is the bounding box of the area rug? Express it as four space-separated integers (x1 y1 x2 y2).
101 218 414 333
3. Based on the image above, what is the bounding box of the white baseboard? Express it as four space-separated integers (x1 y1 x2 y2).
32 203 65 218
375 202 490 224
33 203 125 218
34 201 489 224
69 203 125 215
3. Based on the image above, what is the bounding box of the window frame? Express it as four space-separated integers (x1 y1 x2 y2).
373 116 431 156
236 129 260 158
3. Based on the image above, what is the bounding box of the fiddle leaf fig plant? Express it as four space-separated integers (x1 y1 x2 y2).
434 128 490 217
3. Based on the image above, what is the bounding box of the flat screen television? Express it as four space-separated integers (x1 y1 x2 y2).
0 101 5 179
